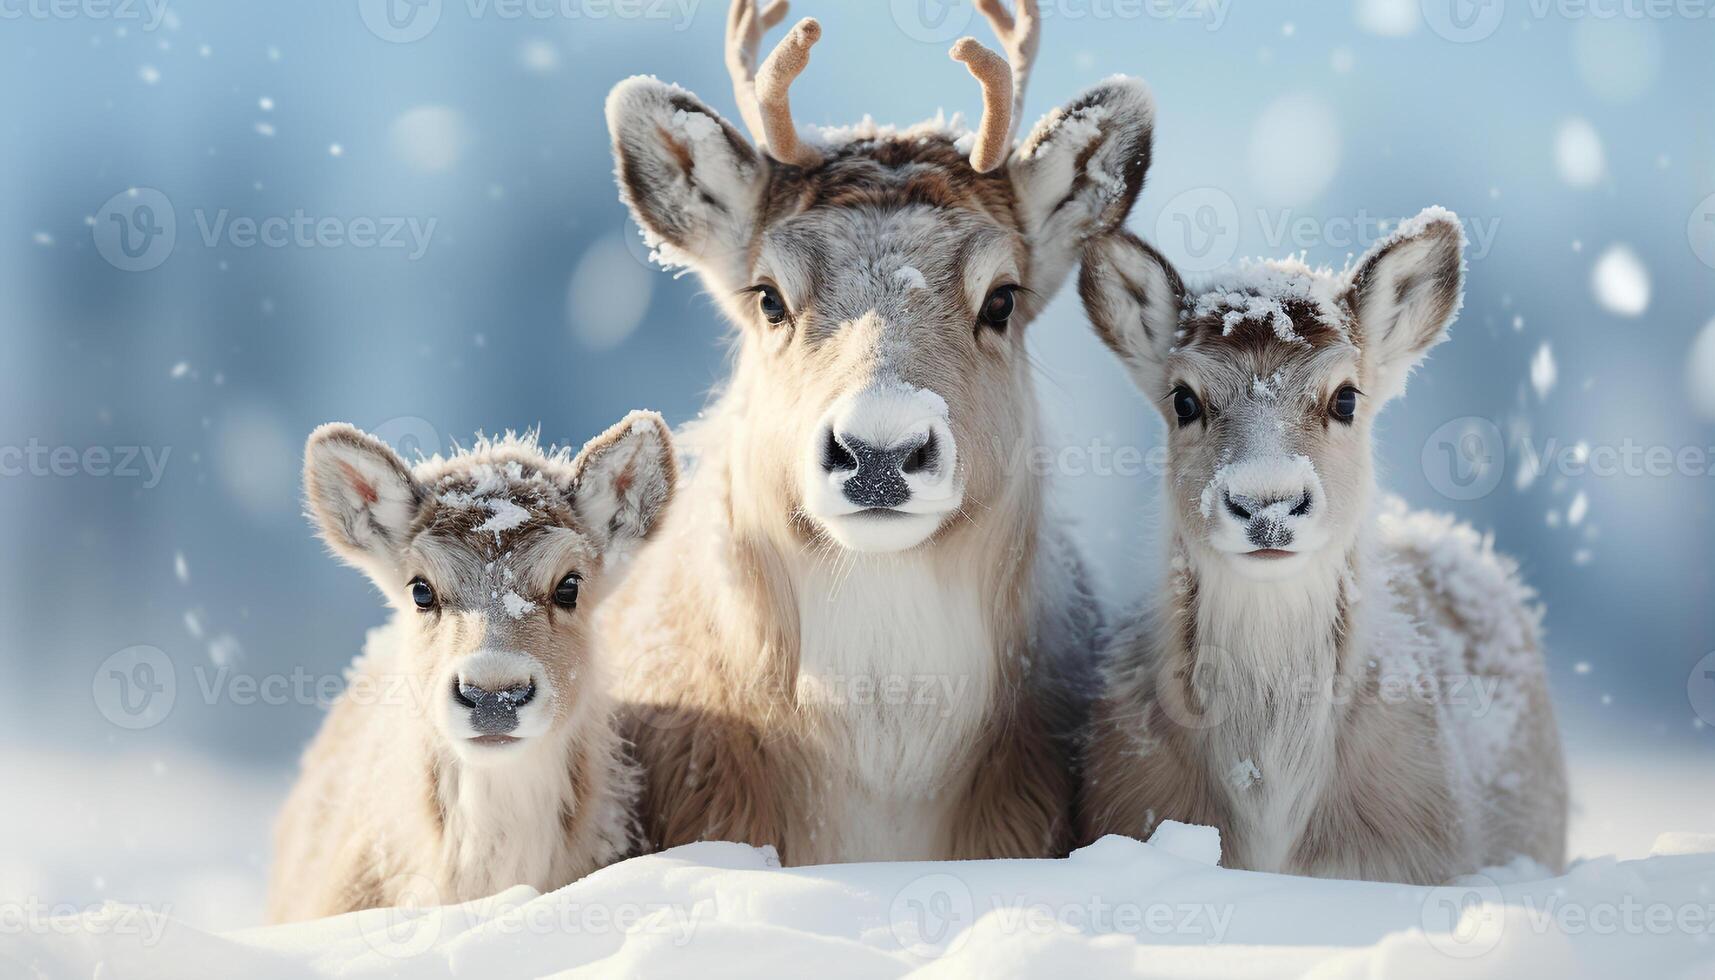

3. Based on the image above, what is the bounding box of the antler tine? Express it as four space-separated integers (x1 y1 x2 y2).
726 0 792 147
754 17 824 168
950 38 1013 174
952 0 1040 172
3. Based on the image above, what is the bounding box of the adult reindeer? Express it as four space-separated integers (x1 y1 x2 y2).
601 0 1154 862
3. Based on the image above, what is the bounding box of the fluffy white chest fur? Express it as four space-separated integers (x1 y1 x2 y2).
434 739 578 901
793 556 997 861
1189 558 1345 873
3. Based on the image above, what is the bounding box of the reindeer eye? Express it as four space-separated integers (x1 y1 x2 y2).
756 286 788 325
1331 385 1361 423
409 577 436 611
979 286 1018 330
1171 386 1203 426
553 574 580 610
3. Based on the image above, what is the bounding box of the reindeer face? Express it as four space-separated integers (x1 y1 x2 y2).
1156 293 1366 578
606 1 1154 553
731 166 1036 552
303 415 674 763
1079 211 1467 578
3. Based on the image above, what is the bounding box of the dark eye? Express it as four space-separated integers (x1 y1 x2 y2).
756 286 788 325
979 285 1018 331
1331 385 1361 423
409 577 436 611
553 574 580 610
1171 386 1203 425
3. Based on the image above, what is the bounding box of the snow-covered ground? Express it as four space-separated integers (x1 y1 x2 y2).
2 738 1711 978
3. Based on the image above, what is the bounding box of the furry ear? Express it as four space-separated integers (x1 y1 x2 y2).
606 76 765 286
304 423 423 574
1344 207 1466 404
570 410 677 549
1079 229 1184 403
1011 77 1155 293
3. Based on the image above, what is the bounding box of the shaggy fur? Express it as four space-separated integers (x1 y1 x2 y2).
600 17 1152 863
1076 212 1568 883
268 414 675 922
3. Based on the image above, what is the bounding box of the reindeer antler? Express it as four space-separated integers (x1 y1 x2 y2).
726 0 823 168
950 0 1040 173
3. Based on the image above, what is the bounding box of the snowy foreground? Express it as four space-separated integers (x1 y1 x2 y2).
13 823 1715 979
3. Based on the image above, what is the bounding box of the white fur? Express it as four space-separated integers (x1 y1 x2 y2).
793 554 996 860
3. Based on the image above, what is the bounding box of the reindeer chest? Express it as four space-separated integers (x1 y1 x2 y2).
793 561 998 858
432 748 583 901
1189 609 1344 874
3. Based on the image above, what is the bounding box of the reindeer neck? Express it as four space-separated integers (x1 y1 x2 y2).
424 706 590 902
1162 535 1361 872
1170 538 1357 681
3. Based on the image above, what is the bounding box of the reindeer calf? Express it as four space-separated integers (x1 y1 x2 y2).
1077 209 1567 883
267 413 675 922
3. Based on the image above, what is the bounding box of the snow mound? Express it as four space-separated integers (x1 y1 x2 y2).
17 835 1715 979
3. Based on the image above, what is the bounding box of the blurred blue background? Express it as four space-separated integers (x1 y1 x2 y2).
0 0 1711 918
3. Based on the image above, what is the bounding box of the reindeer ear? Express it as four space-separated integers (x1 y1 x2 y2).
1011 77 1155 292
1080 230 1183 402
570 411 677 549
606 76 764 285
1345 207 1466 404
304 424 423 574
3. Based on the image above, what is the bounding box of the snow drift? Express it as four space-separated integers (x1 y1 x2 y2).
11 823 1715 979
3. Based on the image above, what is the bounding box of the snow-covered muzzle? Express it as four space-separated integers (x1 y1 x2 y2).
1197 440 1333 577
801 381 963 553
436 646 559 762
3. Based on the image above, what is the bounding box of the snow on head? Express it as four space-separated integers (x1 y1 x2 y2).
1591 245 1650 317
502 590 538 619
1553 118 1605 188
893 266 928 291
1184 255 1351 344
476 498 531 535
1247 94 1341 205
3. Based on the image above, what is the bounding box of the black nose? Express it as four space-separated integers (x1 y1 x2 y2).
452 678 535 735
1247 517 1294 550
1224 490 1312 521
826 430 936 510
